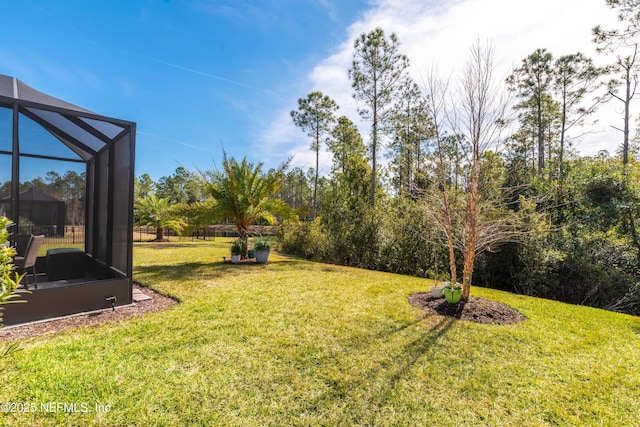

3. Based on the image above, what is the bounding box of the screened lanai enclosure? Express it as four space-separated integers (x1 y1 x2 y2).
0 75 136 325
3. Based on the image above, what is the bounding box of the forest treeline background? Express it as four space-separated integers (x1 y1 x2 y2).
5 0 640 314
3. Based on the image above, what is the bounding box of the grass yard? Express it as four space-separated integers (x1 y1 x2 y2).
1 239 639 426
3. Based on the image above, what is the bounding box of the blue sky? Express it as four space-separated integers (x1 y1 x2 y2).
1 0 369 180
0 0 626 181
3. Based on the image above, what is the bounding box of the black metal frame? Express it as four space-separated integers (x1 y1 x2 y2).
0 75 136 326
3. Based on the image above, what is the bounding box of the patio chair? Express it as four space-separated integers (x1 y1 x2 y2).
13 234 44 290
13 234 31 257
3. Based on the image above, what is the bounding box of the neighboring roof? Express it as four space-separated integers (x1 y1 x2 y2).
0 188 63 203
0 74 135 162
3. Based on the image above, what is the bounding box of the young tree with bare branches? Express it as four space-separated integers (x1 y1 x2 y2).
457 42 512 300
422 41 540 302
422 66 459 288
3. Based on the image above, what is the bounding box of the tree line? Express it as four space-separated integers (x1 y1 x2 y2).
0 170 86 227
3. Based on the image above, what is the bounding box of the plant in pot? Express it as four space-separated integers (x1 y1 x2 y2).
253 237 271 264
230 239 245 263
443 282 462 304
430 272 448 298
431 281 446 298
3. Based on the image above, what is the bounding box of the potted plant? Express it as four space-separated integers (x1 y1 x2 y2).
230 239 244 263
443 282 462 304
253 237 271 264
431 281 446 298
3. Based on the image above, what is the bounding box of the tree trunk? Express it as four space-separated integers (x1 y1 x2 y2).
435 134 457 285
235 222 250 258
444 188 457 285
371 104 378 207
537 96 545 175
623 64 631 165
240 228 249 259
462 146 480 302
313 121 319 217
156 226 164 241
558 92 567 223
313 142 319 217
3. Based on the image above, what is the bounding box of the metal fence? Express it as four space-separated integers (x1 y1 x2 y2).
134 225 279 242
16 224 279 245
17 225 86 245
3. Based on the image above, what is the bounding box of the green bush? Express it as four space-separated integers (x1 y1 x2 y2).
279 198 454 280
0 216 26 359
378 198 447 278
476 229 640 314
278 218 328 261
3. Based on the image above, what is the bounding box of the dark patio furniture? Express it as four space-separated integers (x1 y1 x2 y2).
46 247 88 281
13 234 44 289
13 234 31 256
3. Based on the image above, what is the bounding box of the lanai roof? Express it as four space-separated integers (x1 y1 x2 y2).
0 74 133 161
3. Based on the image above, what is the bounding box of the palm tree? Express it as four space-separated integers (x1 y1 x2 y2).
203 154 291 256
134 195 185 241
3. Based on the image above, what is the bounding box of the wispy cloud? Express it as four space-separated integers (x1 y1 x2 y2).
316 0 339 22
123 51 294 101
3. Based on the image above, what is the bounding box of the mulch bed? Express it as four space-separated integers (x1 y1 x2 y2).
408 292 527 325
222 259 269 265
0 284 178 342
222 258 258 264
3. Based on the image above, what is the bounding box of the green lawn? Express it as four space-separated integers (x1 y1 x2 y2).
1 239 639 426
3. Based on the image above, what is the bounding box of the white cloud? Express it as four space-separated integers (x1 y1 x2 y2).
258 0 628 173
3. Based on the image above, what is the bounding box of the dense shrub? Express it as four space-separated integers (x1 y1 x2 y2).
278 218 329 261
378 198 447 278
279 197 450 278
476 229 640 314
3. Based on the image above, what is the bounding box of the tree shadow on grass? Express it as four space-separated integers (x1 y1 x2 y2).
134 243 203 249
134 262 261 284
133 257 302 285
629 323 640 337
362 315 456 423
298 315 456 423
134 262 223 283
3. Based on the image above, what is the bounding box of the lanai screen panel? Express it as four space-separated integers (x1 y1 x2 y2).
112 131 134 276
80 117 125 140
84 159 95 259
0 106 11 208
95 148 109 263
0 106 10 152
